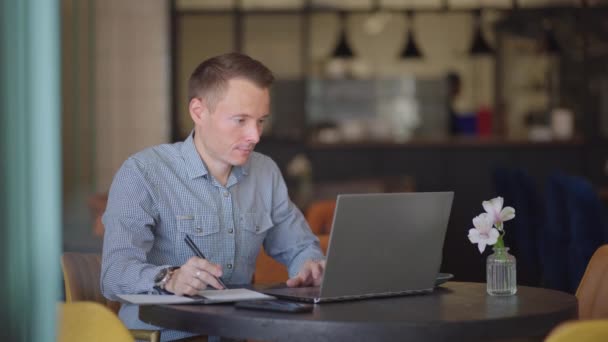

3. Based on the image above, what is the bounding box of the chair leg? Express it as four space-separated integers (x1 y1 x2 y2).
130 329 161 342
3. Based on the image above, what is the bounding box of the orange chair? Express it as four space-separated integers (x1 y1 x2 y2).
318 234 330 254
576 244 608 319
253 201 334 284
305 199 336 235
88 193 108 237
254 248 289 284
253 235 331 284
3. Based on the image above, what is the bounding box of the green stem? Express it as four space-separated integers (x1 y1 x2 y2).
494 222 506 249
493 227 508 261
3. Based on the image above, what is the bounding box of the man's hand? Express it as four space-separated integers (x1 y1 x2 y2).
286 260 326 287
165 257 224 296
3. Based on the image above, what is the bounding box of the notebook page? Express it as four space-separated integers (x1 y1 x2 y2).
118 294 199 305
198 288 274 301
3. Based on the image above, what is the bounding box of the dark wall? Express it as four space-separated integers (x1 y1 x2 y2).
257 139 608 283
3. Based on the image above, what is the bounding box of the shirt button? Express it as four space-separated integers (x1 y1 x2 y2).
255 225 260 232
196 228 202 233
227 263 233 269
223 191 229 197
228 228 234 234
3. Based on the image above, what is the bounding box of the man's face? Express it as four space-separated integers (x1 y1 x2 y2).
191 78 270 169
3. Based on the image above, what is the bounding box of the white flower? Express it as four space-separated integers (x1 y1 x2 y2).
468 213 500 253
482 196 515 229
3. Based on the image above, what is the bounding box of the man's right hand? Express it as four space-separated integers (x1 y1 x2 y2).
165 257 224 296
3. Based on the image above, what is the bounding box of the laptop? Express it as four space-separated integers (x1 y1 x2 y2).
262 191 454 303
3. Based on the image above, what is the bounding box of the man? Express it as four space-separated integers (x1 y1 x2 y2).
101 52 325 341
446 71 462 136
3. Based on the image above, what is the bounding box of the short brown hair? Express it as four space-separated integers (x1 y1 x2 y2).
188 52 275 110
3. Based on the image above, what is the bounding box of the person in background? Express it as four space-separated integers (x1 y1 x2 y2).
446 71 462 136
101 52 325 341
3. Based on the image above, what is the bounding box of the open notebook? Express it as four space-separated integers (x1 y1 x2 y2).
118 288 275 305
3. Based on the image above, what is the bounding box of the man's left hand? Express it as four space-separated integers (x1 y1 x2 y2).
286 260 326 287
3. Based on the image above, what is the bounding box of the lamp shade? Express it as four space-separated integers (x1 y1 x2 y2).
332 12 354 58
400 31 423 58
400 12 423 59
469 10 494 55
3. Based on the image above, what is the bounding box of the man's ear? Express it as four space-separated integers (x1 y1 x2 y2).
189 97 209 125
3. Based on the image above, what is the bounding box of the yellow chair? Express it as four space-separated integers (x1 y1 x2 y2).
576 244 608 319
545 319 608 342
61 252 160 342
58 302 134 342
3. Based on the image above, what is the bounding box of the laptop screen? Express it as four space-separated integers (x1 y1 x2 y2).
319 192 454 299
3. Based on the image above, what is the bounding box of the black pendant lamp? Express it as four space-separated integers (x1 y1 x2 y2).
469 9 494 55
332 12 354 58
400 11 423 59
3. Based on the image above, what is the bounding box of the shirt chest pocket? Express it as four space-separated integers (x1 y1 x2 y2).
238 212 274 264
176 215 220 236
241 212 273 235
175 214 220 260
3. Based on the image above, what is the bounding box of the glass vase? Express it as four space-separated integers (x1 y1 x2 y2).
486 247 517 296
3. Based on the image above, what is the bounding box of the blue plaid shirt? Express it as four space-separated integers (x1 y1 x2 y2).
101 132 323 341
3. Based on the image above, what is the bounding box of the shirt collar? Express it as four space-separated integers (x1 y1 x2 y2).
181 131 251 181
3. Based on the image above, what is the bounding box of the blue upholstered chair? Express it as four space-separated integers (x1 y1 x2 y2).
562 175 608 292
493 167 542 286
512 169 543 286
543 172 608 293
542 172 571 292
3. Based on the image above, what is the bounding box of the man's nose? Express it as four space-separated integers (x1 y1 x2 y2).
245 122 261 143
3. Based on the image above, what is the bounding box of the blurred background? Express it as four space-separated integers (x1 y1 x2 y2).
3 0 608 339
62 0 608 280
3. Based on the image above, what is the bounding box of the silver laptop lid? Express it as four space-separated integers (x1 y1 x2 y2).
319 192 454 299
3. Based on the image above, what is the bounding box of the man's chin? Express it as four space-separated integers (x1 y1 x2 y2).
230 154 251 166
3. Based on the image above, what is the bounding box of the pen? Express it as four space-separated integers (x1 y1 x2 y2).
184 235 228 289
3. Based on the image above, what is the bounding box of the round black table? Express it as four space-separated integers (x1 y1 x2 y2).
139 282 578 341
